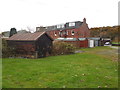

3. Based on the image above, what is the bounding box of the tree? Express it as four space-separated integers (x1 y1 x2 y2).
18 29 30 34
90 26 119 41
9 28 17 37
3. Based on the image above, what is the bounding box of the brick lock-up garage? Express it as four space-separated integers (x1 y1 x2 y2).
78 38 88 48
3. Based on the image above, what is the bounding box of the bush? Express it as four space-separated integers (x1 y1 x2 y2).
51 41 76 56
2 39 16 58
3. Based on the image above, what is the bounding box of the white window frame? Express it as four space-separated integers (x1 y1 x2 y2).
63 31 66 35
57 24 64 28
57 25 61 28
66 31 69 35
71 30 75 35
54 32 57 36
61 24 64 28
69 22 75 27
59 31 62 37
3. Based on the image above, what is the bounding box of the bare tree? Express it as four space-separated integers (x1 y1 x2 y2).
27 26 34 33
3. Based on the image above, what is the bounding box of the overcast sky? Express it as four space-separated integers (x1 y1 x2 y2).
0 0 119 32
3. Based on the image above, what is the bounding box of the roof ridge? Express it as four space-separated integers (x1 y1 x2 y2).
33 31 45 40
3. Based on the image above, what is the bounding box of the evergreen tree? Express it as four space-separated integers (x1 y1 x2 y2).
9 28 17 37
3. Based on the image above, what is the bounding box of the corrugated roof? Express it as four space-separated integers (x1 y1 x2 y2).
55 38 78 41
87 37 101 40
78 38 86 41
7 32 46 41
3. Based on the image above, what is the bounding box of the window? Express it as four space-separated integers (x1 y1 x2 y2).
57 24 64 28
71 30 75 35
69 22 75 27
57 25 60 28
63 31 66 35
61 24 64 28
54 32 57 36
66 31 69 35
53 26 57 30
59 31 62 37
63 31 68 35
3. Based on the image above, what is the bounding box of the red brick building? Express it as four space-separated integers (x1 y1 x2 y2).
36 18 90 39
36 18 90 48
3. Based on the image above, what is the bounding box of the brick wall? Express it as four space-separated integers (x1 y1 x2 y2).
46 21 90 39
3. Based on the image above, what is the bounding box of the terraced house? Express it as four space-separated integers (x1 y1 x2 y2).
36 18 90 47
36 18 90 39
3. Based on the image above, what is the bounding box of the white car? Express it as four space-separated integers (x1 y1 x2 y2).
104 42 111 46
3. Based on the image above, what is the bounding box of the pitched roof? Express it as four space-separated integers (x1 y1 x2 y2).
7 32 52 41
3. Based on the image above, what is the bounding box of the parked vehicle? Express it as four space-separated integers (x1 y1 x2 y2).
104 42 111 46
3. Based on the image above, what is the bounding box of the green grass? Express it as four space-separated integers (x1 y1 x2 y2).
112 42 120 44
0 58 2 88
2 47 118 88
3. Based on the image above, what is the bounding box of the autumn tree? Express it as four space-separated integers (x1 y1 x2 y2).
90 26 119 41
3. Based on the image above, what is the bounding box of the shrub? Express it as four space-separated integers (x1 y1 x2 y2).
51 41 76 56
2 39 16 58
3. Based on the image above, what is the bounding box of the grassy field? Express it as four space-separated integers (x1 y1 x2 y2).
2 46 118 88
112 42 120 44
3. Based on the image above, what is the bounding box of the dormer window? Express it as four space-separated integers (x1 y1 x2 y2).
57 24 64 28
53 26 57 30
69 22 75 27
61 24 64 28
37 28 40 31
71 30 75 35
57 25 60 28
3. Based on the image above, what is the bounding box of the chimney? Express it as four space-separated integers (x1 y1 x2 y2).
83 18 86 23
